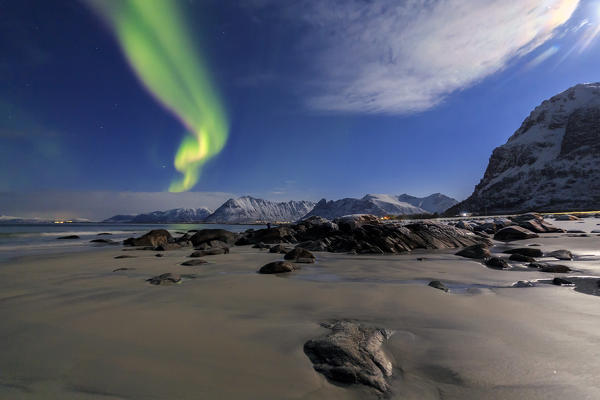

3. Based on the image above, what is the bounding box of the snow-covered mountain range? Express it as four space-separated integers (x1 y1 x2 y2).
102 193 458 224
447 83 600 215
302 193 457 220
103 208 212 223
204 196 315 224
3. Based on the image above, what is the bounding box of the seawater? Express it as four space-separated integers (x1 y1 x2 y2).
0 223 263 263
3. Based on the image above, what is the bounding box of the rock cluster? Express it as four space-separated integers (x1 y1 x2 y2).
238 215 488 254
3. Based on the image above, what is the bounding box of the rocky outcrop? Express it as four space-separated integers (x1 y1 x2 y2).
238 215 489 254
446 83 600 215
303 320 394 393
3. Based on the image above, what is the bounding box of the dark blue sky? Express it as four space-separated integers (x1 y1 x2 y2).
1 0 599 218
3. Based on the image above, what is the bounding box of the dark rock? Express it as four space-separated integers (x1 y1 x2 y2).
284 247 316 263
303 320 393 393
547 249 573 260
90 238 118 245
57 235 80 240
114 255 136 259
146 273 181 285
269 244 293 254
190 248 228 257
258 261 298 274
485 257 509 269
509 253 536 262
124 229 172 247
455 244 491 259
428 280 448 292
540 264 571 273
181 259 208 266
190 229 237 247
494 226 539 241
552 277 574 286
503 248 543 257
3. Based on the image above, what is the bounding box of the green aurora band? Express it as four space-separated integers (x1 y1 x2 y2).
87 0 228 192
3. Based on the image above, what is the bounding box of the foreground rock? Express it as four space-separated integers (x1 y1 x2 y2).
494 226 539 241
181 259 208 266
124 229 173 248
146 273 181 285
239 216 489 255
485 257 509 269
303 320 393 393
57 235 79 240
284 247 316 263
428 280 448 292
455 244 491 259
547 249 573 260
258 261 298 274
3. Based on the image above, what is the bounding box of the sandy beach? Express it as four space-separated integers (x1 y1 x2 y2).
1 220 600 399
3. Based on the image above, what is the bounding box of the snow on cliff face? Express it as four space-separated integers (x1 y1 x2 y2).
204 196 315 223
396 193 458 214
104 208 212 223
448 83 600 214
303 194 428 220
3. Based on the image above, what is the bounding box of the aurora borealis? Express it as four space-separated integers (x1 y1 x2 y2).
87 0 228 192
2 0 600 217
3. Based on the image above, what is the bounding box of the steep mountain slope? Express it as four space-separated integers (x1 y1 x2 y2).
397 193 458 214
103 208 212 223
204 196 315 223
302 194 427 220
447 83 600 215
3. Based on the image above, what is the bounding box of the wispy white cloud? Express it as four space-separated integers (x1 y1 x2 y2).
251 0 580 114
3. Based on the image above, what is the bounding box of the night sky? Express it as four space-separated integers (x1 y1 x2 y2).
1 0 600 219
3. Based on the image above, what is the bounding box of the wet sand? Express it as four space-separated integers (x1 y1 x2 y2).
1 226 600 399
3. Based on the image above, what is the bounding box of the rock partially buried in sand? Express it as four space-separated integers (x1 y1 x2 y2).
284 247 316 263
428 280 448 292
503 248 543 257
509 253 536 263
181 259 208 266
303 320 394 393
455 244 491 259
57 235 80 240
494 226 539 241
485 257 509 269
258 261 298 274
146 273 181 285
547 249 573 260
513 280 535 287
552 277 574 286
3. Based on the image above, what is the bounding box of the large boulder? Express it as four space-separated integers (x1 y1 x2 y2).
303 320 393 393
190 229 237 247
258 261 298 274
146 273 181 285
503 248 543 257
494 226 539 241
284 247 316 263
124 229 173 247
547 249 573 260
455 244 491 259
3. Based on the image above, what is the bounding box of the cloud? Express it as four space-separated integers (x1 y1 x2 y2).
0 191 236 220
252 0 580 114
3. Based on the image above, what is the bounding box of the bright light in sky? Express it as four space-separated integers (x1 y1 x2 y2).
86 0 229 193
